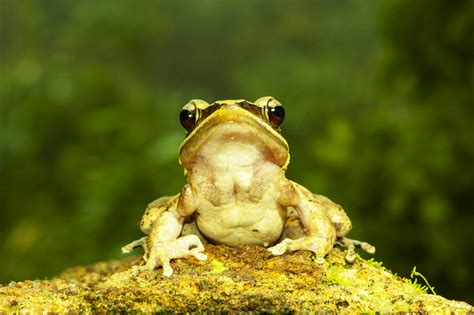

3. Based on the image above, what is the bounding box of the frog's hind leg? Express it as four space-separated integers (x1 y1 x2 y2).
122 195 179 260
140 195 179 234
312 194 375 263
312 194 352 237
279 207 306 241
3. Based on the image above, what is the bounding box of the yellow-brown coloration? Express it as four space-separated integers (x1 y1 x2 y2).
179 100 290 170
123 97 376 276
1 247 472 313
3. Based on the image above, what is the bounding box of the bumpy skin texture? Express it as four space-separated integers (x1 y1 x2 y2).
122 97 375 276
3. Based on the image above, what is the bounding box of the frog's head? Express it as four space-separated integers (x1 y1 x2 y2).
178 97 290 171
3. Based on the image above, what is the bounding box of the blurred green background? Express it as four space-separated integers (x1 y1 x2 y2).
1 0 473 304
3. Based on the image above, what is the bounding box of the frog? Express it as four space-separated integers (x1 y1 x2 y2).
122 97 375 277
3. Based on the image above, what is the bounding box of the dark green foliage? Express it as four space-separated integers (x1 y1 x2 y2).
0 0 472 304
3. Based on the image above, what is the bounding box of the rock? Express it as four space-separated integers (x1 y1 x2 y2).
0 245 472 312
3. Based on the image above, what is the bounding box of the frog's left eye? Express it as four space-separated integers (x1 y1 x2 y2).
267 105 285 128
257 97 285 129
180 108 197 132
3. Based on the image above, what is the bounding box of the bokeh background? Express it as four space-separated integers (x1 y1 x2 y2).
1 0 473 304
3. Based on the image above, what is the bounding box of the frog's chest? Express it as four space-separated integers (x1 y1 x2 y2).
189 138 283 198
187 154 287 246
189 160 281 206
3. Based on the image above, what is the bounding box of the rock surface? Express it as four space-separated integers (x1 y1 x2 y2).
0 245 472 313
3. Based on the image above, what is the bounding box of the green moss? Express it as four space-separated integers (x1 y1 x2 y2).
403 277 429 295
365 257 384 268
326 264 353 287
410 266 436 295
207 260 227 274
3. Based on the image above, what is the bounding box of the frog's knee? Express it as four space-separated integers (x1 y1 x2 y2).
334 220 352 237
140 195 179 234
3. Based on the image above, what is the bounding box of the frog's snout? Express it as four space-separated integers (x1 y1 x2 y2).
221 103 240 110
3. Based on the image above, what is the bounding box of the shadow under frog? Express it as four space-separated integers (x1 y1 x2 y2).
122 97 375 277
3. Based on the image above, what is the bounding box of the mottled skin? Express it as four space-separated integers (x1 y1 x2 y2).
122 97 375 276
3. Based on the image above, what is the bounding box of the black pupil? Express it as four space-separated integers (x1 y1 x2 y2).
180 109 196 131
268 105 285 128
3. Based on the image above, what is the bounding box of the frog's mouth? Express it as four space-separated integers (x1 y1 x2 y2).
179 104 290 170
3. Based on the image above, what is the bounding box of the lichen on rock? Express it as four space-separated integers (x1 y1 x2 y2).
0 245 472 313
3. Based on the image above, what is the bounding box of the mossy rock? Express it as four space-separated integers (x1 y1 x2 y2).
1 245 472 312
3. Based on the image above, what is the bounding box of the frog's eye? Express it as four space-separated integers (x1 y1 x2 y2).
267 105 285 128
180 99 208 132
180 108 197 132
257 96 285 129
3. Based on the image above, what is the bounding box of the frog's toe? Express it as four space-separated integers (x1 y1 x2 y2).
189 250 208 261
268 247 284 255
360 241 376 254
268 238 293 255
139 234 208 277
269 237 331 264
339 237 375 263
175 234 208 261
121 236 148 254
161 259 174 277
345 249 357 263
144 249 169 272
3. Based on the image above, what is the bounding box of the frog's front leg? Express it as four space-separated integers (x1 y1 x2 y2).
123 186 207 277
144 212 206 276
146 185 208 276
268 180 337 264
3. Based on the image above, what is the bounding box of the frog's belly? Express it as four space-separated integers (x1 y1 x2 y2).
195 204 286 246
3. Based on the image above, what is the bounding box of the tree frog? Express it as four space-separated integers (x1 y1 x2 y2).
122 97 375 276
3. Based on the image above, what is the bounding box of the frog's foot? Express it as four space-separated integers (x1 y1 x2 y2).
338 237 375 263
143 234 208 277
268 236 333 264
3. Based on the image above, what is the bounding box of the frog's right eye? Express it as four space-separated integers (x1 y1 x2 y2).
179 108 197 132
267 105 285 128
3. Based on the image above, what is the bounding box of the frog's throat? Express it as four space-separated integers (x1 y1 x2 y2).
179 105 290 170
